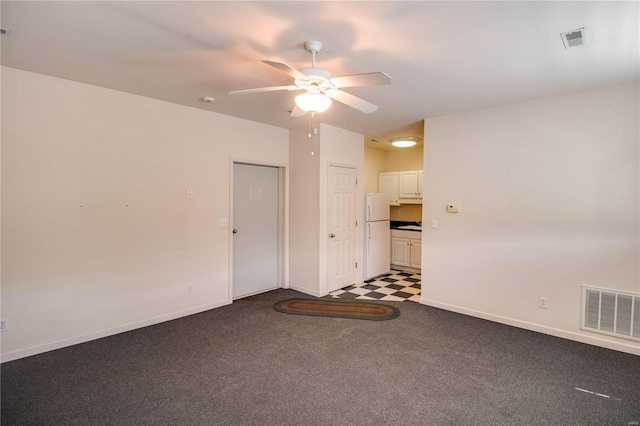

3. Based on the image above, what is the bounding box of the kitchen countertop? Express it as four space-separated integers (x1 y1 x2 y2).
390 221 422 231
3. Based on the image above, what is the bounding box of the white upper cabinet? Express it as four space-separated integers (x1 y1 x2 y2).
399 171 421 199
379 170 423 204
378 172 400 206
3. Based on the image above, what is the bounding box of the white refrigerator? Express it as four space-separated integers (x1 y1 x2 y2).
364 193 391 279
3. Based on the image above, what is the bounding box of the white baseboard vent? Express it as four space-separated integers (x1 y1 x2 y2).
581 286 640 342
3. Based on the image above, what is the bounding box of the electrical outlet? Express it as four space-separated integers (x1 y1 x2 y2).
0 318 8 332
187 283 193 294
539 297 548 309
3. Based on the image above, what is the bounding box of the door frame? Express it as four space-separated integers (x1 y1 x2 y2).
322 162 359 295
229 158 288 302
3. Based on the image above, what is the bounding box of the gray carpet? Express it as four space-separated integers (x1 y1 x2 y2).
2 289 639 425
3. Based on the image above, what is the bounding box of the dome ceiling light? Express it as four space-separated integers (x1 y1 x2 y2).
391 136 420 148
295 92 332 113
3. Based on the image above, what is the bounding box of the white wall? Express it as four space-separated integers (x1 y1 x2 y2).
288 123 364 296
422 84 640 355
1 67 289 361
288 126 320 295
318 123 365 294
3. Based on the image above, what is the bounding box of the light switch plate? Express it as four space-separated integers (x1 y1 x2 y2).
218 218 227 227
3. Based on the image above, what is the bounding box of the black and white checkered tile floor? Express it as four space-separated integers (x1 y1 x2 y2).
326 270 421 302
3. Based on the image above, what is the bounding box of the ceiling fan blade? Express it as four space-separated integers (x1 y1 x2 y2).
328 89 379 114
229 85 297 96
290 105 306 117
262 60 309 80
331 72 392 88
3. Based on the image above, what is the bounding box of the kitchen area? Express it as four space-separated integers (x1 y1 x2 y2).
328 132 423 303
364 134 423 276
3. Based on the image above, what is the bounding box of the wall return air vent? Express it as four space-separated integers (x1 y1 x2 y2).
561 28 587 49
581 286 640 342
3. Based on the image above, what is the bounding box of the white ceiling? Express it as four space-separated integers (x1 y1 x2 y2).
1 1 638 150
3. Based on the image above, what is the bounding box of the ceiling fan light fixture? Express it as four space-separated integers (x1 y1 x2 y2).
295 92 332 113
391 137 418 148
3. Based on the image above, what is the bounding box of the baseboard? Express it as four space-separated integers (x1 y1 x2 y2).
420 298 640 356
288 285 324 298
0 299 232 363
391 265 421 275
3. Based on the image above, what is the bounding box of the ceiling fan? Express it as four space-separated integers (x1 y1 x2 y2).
229 41 392 116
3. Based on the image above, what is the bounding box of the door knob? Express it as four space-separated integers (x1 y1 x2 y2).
233 229 238 234
329 233 336 238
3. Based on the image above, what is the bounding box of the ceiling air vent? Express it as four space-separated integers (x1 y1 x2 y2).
561 28 586 49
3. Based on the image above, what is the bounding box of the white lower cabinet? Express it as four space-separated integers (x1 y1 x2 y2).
391 237 411 267
390 230 421 270
410 239 422 268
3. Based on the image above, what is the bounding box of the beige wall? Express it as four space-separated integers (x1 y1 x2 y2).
1 67 290 360
364 143 424 222
422 84 640 355
391 205 422 221
363 147 385 193
385 145 424 171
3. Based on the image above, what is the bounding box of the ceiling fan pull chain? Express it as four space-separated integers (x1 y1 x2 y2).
308 112 316 156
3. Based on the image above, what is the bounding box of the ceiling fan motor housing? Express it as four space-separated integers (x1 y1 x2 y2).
296 67 336 94
298 67 332 80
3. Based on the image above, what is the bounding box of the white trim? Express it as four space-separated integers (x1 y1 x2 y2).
232 286 279 301
0 299 232 363
289 285 325 298
420 297 640 356
328 161 359 170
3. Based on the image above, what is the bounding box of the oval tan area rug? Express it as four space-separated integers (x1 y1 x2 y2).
273 298 400 321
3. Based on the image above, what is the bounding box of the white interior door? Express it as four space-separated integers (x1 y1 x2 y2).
327 165 357 292
233 163 279 299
